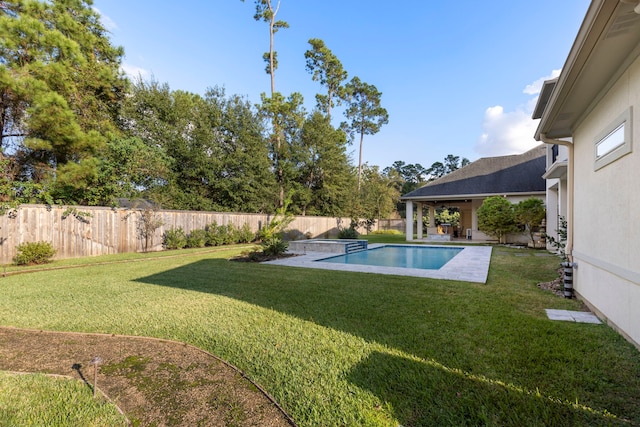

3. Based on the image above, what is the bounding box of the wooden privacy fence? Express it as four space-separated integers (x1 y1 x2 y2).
0 205 400 264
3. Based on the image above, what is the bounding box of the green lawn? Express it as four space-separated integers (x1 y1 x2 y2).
0 372 128 426
0 243 639 426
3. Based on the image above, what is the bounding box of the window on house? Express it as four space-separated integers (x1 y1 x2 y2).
594 107 632 170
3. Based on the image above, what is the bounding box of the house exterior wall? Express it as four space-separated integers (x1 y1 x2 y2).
571 55 640 347
546 182 559 244
544 144 569 247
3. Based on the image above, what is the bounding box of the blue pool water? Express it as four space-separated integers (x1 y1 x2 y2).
316 245 463 270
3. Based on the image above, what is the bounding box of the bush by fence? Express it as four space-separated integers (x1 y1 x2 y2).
13 241 56 265
0 205 403 264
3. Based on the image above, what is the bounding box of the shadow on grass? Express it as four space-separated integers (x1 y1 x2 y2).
134 258 640 426
134 259 481 361
347 351 618 427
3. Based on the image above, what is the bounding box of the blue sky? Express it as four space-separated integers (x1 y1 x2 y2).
92 0 590 170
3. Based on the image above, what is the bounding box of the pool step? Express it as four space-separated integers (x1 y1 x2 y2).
345 240 368 253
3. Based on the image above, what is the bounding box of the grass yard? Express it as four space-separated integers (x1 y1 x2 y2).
0 243 639 426
0 372 128 426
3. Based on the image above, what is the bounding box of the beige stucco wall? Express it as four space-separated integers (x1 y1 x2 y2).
571 55 640 347
545 178 568 247
545 182 559 244
544 144 569 246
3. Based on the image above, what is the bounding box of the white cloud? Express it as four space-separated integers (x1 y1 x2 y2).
476 105 540 157
93 7 117 32
523 69 561 95
121 63 150 81
475 70 561 157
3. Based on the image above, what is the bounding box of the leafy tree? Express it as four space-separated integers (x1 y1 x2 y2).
91 136 170 205
256 190 294 257
259 91 306 209
424 155 470 181
515 197 546 246
0 157 51 212
294 111 354 216
304 38 348 120
427 161 446 181
443 155 460 174
358 164 399 222
123 80 222 210
0 0 126 204
545 215 567 259
121 80 275 212
154 89 222 210
137 206 164 252
342 77 389 191
383 161 428 217
203 87 275 212
243 0 304 209
476 196 518 243
383 161 428 194
436 208 460 227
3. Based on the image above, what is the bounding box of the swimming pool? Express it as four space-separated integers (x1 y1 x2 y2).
264 243 492 283
317 245 463 270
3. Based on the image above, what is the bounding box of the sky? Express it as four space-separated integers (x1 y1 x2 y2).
92 0 591 170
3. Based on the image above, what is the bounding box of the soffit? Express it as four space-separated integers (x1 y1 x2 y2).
536 0 640 139
542 161 568 179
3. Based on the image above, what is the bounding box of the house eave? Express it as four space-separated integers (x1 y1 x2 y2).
400 191 546 202
535 0 640 141
542 161 568 180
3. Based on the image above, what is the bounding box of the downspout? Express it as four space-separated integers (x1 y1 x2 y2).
540 133 576 297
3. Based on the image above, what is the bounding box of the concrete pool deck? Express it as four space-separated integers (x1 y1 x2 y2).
263 244 493 283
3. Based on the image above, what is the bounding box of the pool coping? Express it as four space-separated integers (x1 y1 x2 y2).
263 244 493 283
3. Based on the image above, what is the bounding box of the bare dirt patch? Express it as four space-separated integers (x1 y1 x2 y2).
537 268 565 297
0 327 296 426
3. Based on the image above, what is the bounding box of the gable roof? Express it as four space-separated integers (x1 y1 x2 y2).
401 145 546 200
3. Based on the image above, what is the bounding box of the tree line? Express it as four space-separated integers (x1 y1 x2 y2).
0 0 467 222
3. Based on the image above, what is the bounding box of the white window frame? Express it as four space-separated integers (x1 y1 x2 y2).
594 107 632 170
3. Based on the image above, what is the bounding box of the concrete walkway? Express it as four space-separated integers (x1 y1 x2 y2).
263 244 492 283
545 309 602 324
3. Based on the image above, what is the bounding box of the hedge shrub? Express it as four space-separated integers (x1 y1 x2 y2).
186 229 207 248
163 227 187 250
14 241 56 265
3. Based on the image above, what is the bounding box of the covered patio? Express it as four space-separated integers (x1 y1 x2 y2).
401 146 547 243
404 199 483 242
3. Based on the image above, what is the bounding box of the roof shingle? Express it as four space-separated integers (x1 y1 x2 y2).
402 145 546 199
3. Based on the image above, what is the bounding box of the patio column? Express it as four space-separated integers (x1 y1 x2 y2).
416 203 423 239
405 200 414 241
429 205 436 229
471 199 480 236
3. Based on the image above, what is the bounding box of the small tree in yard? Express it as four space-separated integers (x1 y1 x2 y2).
257 192 295 256
545 215 568 259
515 197 546 247
137 208 164 252
477 196 518 244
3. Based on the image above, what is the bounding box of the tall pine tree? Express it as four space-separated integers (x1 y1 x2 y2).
0 0 126 204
